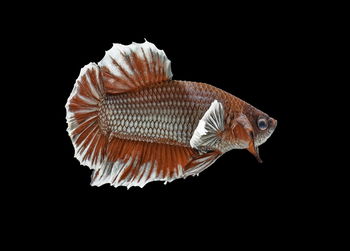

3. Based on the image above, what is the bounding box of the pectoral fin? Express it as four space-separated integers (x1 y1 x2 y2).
190 100 224 151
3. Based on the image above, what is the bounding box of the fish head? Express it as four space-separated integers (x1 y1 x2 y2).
227 104 277 162
243 106 277 147
243 104 277 162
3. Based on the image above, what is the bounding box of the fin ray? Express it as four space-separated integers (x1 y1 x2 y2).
66 63 108 170
90 138 198 188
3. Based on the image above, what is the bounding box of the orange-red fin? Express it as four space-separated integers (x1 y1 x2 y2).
91 138 197 188
98 41 172 94
65 63 108 169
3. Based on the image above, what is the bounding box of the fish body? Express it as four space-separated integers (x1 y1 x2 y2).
66 41 277 188
101 80 241 150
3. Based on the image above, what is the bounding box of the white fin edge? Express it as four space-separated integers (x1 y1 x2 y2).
190 100 224 150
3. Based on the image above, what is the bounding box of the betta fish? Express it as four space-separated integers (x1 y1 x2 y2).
66 41 277 188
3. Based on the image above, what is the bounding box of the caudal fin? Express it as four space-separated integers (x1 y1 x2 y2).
65 63 108 170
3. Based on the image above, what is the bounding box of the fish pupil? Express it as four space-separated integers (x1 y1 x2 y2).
258 119 268 130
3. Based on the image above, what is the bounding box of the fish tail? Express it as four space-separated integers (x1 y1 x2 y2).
65 63 108 170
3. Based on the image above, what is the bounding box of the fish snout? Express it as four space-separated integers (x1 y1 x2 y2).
269 118 277 128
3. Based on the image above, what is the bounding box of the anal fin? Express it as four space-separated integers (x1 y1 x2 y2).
91 137 225 188
91 138 197 188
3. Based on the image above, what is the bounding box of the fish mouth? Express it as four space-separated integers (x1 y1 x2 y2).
269 117 277 129
269 118 277 131
273 118 277 127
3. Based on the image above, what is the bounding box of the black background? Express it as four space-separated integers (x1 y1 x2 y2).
48 25 298 200
14 4 335 245
49 29 307 214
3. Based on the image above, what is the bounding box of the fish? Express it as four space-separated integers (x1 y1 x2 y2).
66 41 277 188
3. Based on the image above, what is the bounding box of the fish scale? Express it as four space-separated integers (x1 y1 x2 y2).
99 80 228 146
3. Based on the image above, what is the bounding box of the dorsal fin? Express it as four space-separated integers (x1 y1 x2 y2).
190 100 225 151
98 41 172 94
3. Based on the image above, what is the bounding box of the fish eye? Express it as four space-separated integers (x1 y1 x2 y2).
257 118 268 130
